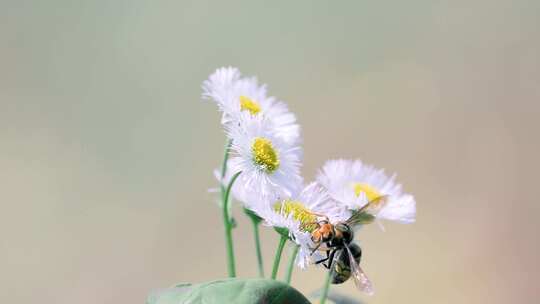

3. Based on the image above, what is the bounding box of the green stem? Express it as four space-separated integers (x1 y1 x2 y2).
284 245 299 284
271 235 288 280
319 263 333 304
251 219 265 277
220 136 240 277
220 140 232 277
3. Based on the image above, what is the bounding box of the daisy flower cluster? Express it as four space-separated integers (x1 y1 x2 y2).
202 67 416 280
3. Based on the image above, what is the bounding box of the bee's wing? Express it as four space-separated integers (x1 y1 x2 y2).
346 196 388 227
345 210 375 227
344 244 374 295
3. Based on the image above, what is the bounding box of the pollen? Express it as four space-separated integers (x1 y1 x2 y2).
252 137 280 173
274 200 318 232
239 95 261 115
353 183 382 202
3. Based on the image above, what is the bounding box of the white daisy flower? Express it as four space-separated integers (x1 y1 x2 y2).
245 182 351 269
226 114 303 198
316 159 416 224
202 67 300 144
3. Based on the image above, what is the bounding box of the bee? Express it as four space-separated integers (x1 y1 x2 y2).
309 195 388 295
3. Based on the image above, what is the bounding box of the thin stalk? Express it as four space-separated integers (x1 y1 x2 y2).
284 244 299 284
271 235 288 280
319 263 334 304
219 139 233 277
250 218 265 277
221 164 241 278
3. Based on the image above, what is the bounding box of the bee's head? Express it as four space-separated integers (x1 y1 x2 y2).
311 220 333 242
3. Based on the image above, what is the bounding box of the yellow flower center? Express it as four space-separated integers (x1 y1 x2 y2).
252 137 280 173
353 183 383 202
274 200 318 232
239 95 261 115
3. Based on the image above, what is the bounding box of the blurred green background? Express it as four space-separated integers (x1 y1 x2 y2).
1 1 539 303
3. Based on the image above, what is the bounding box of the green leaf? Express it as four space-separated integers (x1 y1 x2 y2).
147 278 311 304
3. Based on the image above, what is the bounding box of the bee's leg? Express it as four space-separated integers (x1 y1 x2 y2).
314 257 328 266
314 240 342 254
310 243 322 255
323 249 337 269
314 250 331 269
